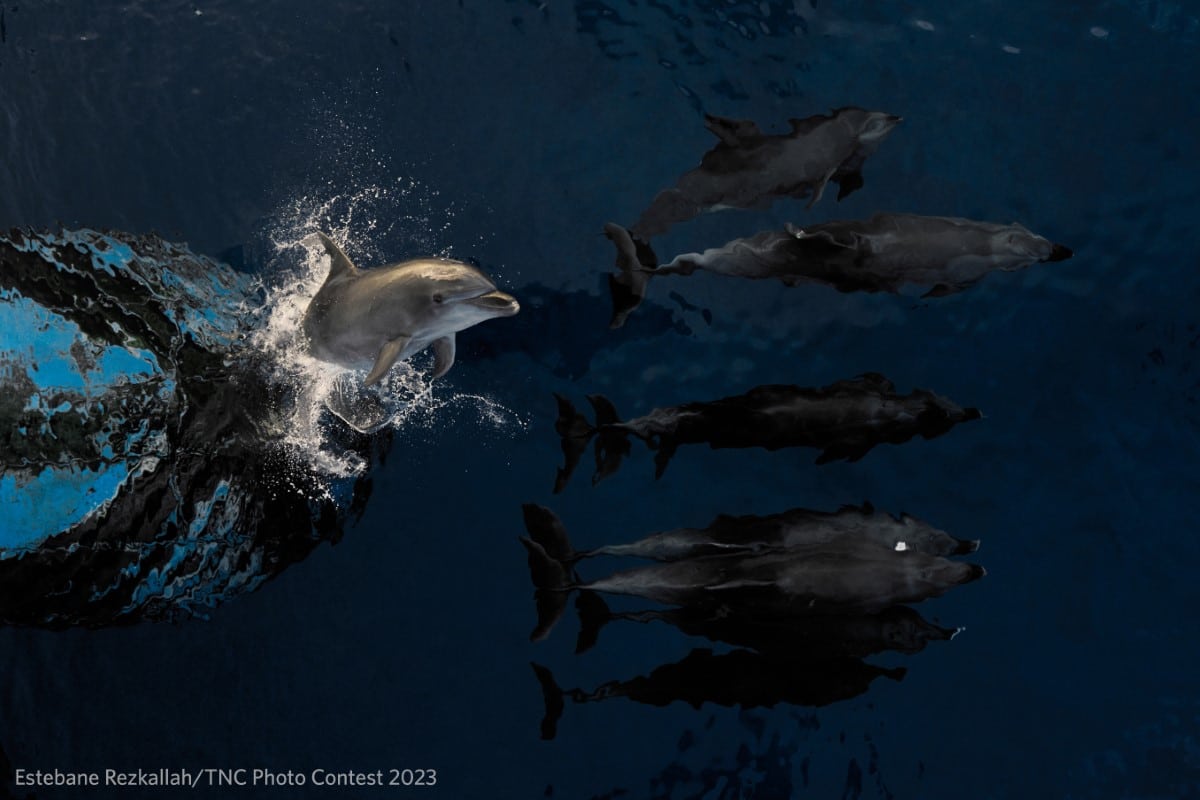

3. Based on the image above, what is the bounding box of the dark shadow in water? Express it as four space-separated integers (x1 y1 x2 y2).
573 592 958 659
532 649 905 741
458 280 690 380
0 229 384 628
552 374 982 490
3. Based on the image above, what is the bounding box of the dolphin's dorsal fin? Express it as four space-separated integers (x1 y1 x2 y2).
703 114 763 146
430 335 456 379
364 335 411 386
788 114 828 135
314 232 358 282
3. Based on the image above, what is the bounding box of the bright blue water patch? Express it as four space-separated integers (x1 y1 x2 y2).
0 462 131 553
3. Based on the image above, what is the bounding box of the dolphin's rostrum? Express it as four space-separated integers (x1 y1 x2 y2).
302 232 520 385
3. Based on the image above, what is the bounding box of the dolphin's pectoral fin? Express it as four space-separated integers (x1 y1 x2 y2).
364 335 411 386
805 168 837 210
324 373 394 434
430 335 456 379
314 232 359 282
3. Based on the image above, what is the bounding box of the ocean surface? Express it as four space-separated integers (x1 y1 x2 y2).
1 1 1198 798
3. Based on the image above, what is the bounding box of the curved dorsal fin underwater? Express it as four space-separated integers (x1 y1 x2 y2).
301 232 520 386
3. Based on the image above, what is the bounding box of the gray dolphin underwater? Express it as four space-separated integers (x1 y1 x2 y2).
630 107 902 240
302 232 520 385
521 533 984 636
522 503 979 564
606 212 1072 324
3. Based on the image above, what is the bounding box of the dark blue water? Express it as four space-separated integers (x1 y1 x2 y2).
2 1 1199 798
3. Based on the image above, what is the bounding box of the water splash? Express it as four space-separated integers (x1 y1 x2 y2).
245 182 527 478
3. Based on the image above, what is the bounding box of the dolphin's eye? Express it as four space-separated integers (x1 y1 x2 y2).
433 293 444 304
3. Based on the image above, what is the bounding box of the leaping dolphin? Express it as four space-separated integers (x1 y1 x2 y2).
302 232 520 385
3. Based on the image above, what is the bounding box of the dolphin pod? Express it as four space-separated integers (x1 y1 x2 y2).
552 374 981 489
606 212 1073 323
605 108 1072 327
608 107 901 327
302 232 519 386
523 104 1045 736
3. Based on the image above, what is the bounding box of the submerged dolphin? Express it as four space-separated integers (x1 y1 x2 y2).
520 533 984 639
630 107 902 240
302 232 519 386
553 374 981 488
606 213 1072 323
522 503 979 563
520 502 980 642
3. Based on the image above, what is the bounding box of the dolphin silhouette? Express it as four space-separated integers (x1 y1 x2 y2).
552 375 982 487
302 232 519 385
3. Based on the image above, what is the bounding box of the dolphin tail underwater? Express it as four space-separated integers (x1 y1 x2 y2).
604 223 661 329
518 504 672 652
530 662 571 740
520 503 590 640
519 535 575 642
552 393 634 492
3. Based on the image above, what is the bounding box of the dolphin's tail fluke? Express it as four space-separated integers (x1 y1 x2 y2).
531 663 566 740
519 534 574 642
553 393 634 489
586 394 632 485
553 394 596 493
522 504 579 563
574 590 613 655
604 223 659 329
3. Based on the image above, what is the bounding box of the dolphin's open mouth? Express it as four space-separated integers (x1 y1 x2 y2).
467 290 520 315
